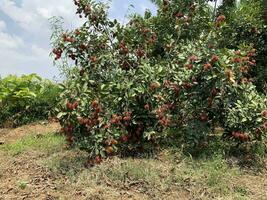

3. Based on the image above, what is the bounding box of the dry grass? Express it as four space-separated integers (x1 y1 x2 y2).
0 123 267 200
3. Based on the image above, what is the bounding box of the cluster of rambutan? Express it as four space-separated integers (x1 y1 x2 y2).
215 15 226 27
76 100 102 132
52 48 62 60
119 41 129 55
163 80 180 95
156 104 173 128
66 101 79 110
232 131 250 142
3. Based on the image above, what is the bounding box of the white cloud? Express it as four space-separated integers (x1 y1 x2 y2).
0 20 6 30
0 26 56 79
0 32 24 49
0 0 80 79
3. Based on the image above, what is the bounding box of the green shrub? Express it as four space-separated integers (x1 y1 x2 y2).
0 74 61 127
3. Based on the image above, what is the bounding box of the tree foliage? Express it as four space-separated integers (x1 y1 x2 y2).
0 74 61 127
51 0 267 163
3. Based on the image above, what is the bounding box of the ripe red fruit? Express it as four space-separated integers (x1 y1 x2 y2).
95 107 101 114
63 36 75 43
119 41 129 55
239 66 249 73
232 57 241 63
203 63 212 70
248 60 256 66
73 101 78 109
182 82 193 89
91 100 99 109
119 41 126 48
77 117 84 125
95 156 102 164
232 131 238 138
144 104 150 110
185 63 193 70
123 116 131 122
90 56 98 63
142 28 150 35
261 110 267 117
216 15 226 22
66 102 73 110
189 55 198 62
200 113 208 122
104 123 111 129
52 48 62 60
172 84 180 95
174 12 184 18
159 117 171 127
216 15 226 23
136 48 145 58
148 33 157 44
120 135 129 142
239 134 245 142
211 55 219 63
242 56 250 62
232 131 242 139
52 48 59 55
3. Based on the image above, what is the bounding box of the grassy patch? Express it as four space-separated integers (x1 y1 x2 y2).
0 133 65 155
42 148 249 200
44 150 88 177
0 128 263 200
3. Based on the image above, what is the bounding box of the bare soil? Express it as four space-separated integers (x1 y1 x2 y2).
0 122 60 143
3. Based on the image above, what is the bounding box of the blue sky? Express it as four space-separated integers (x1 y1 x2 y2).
0 0 157 80
0 0 220 80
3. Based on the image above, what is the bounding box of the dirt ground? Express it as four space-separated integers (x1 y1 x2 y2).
0 122 60 143
0 122 63 200
0 122 267 200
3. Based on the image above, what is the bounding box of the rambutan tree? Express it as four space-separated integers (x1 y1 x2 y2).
51 0 267 163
